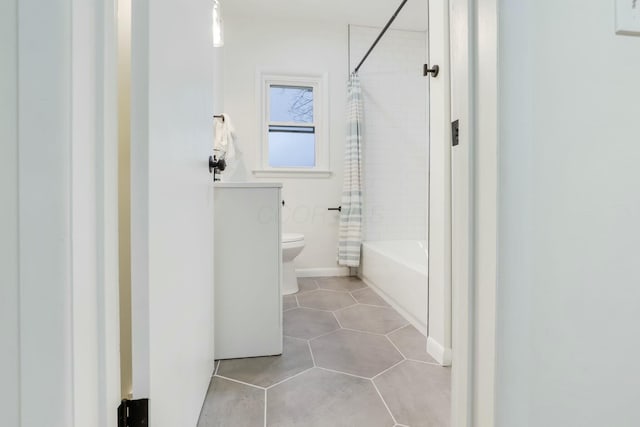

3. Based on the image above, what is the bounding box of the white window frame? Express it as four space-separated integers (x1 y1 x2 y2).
254 71 331 178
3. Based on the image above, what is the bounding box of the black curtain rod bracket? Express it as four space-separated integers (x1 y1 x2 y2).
353 0 409 74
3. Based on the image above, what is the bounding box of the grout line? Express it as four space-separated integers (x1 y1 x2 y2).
283 333 313 342
332 303 358 315
332 311 344 329
385 335 408 360
214 374 266 390
307 340 317 367
385 324 410 337
372 380 399 425
334 301 358 312
308 328 341 342
316 366 372 381
293 288 317 296
372 359 405 380
358 302 393 309
305 306 342 313
263 389 267 427
265 367 315 390
314 288 354 294
339 327 395 338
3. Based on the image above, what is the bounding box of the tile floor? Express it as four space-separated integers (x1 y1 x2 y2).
198 277 451 427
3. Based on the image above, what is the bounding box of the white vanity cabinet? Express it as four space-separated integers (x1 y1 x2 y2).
213 183 282 359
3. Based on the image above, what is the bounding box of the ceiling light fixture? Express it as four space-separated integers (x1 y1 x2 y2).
213 0 224 47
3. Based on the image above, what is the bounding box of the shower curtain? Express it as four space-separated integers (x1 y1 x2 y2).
338 73 364 267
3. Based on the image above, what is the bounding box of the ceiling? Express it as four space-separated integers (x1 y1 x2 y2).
224 0 429 31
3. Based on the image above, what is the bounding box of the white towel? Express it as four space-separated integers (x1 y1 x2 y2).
214 113 244 180
214 113 236 162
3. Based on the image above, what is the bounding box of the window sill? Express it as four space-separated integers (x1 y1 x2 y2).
252 169 333 179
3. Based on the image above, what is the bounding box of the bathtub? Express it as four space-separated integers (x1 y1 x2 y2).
358 240 428 335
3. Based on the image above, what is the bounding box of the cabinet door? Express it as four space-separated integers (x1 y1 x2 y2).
214 187 282 359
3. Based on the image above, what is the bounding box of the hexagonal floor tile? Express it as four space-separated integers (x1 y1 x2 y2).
295 277 319 294
335 304 408 334
310 329 403 378
197 377 264 427
374 360 451 427
284 308 339 340
388 325 438 363
216 337 314 388
316 276 367 292
297 290 357 311
351 287 390 307
267 368 393 427
283 294 298 311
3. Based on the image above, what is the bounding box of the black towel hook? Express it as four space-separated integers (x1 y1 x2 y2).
423 64 439 78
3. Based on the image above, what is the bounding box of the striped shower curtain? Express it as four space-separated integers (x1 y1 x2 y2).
338 73 364 267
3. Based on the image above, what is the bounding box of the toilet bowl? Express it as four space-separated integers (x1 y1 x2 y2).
282 233 305 295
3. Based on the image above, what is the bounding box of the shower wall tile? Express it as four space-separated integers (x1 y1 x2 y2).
349 26 428 242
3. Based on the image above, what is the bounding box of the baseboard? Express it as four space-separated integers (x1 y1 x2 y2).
296 267 351 278
358 275 427 336
427 336 452 367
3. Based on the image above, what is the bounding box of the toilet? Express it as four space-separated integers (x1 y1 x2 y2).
282 233 305 295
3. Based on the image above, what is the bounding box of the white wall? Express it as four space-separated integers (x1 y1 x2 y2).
496 1 640 425
222 14 349 274
0 1 19 425
349 26 429 243
13 1 76 425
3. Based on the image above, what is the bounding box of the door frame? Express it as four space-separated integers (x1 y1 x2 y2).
5 0 121 425
449 0 499 425
70 0 121 424
29 0 501 423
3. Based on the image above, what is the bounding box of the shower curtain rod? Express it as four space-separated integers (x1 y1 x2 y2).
353 0 409 74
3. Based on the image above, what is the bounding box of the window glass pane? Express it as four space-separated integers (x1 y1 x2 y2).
268 131 316 167
270 85 314 123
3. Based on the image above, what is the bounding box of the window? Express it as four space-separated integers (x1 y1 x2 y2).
268 85 315 167
255 72 330 177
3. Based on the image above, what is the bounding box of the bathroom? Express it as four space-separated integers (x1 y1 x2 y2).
6 0 640 425
201 0 452 425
